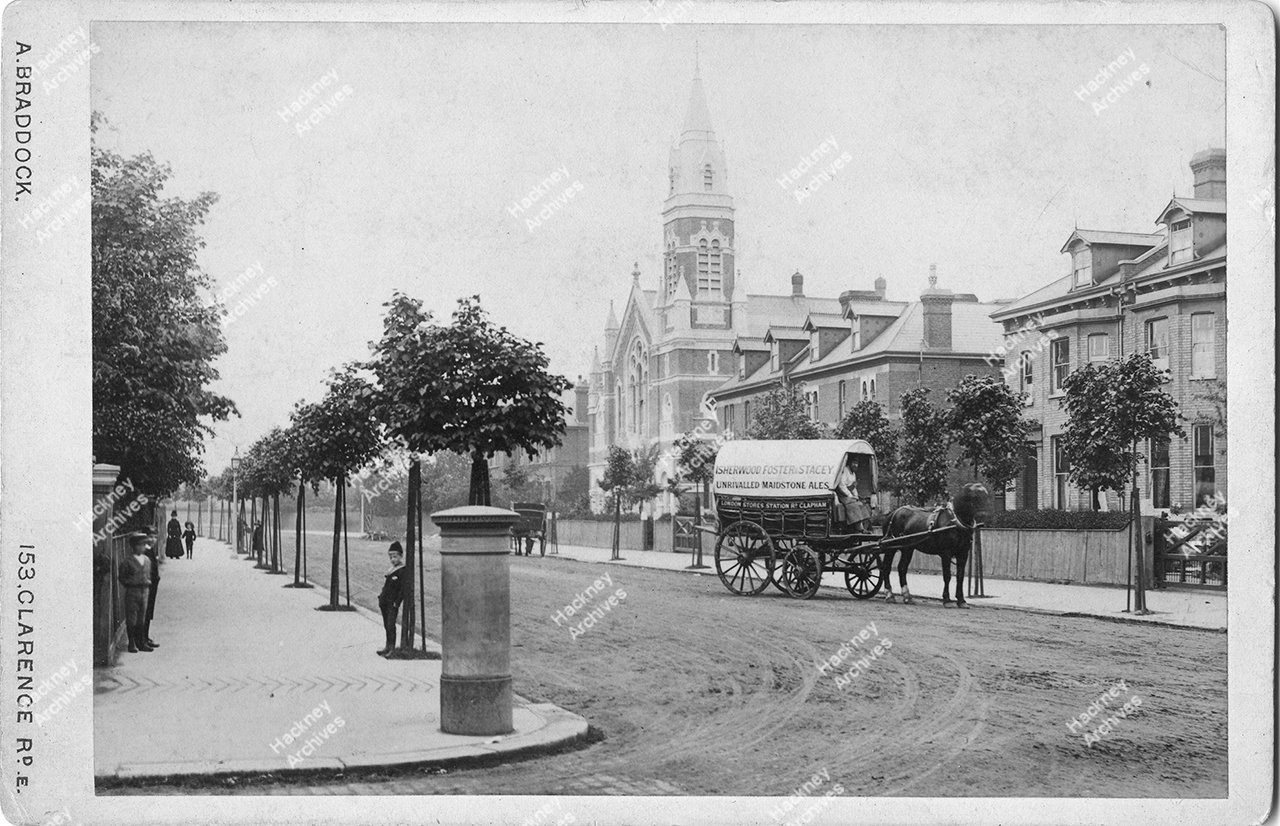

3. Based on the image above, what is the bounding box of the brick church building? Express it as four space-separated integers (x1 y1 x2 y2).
586 66 1007 513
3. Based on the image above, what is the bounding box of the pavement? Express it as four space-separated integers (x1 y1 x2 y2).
93 538 589 783
541 541 1227 631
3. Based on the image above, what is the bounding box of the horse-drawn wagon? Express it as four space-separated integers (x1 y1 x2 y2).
708 440 989 606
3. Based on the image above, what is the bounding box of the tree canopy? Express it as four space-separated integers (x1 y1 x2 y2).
91 111 236 496
897 388 950 505
290 366 384 487
364 293 571 505
1061 355 1184 495
745 381 826 440
945 375 1034 489
835 400 899 494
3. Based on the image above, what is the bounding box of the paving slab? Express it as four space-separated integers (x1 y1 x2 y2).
94 538 588 782
545 541 1226 631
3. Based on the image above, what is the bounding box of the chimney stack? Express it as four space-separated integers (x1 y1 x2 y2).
791 271 804 297
1190 148 1226 200
874 276 886 299
575 379 589 425
920 264 954 351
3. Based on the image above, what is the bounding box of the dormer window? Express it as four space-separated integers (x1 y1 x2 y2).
738 353 746 378
1072 248 1092 288
703 164 713 190
810 330 820 361
1169 218 1193 264
770 340 780 371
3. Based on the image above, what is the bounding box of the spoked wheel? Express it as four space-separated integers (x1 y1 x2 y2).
714 521 775 595
843 550 884 600
777 542 824 600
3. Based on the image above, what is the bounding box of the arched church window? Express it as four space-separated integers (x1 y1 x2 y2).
670 167 676 195
628 340 649 436
709 239 722 295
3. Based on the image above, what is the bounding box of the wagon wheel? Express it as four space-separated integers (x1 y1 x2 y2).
843 550 884 600
714 521 775 596
777 542 824 600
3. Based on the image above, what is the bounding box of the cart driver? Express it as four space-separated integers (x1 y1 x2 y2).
835 455 872 531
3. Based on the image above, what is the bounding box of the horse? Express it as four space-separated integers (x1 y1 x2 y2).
879 483 991 608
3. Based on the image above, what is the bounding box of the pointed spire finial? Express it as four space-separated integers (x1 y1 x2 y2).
695 40 700 77
633 262 641 283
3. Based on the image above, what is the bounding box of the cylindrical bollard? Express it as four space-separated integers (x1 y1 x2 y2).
431 505 520 736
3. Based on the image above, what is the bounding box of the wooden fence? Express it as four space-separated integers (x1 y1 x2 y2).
903 523 1154 587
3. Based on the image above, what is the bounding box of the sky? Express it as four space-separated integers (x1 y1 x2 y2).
90 20 1225 475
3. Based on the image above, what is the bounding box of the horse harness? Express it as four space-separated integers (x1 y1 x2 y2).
926 502 979 532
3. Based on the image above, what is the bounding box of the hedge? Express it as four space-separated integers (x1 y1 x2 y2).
983 509 1132 531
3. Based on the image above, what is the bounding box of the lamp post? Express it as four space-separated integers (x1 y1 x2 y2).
231 451 241 558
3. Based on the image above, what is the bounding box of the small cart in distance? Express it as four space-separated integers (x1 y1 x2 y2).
510 502 548 556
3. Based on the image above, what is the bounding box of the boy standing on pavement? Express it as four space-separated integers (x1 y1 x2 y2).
118 532 156 653
377 542 408 656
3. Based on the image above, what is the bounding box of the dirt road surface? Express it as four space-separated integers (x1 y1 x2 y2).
131 532 1228 797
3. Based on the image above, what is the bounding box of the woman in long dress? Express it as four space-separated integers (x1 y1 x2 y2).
165 510 184 559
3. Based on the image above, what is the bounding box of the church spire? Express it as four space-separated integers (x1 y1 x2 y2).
681 66 715 139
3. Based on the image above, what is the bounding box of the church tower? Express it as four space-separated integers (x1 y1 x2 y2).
660 62 736 329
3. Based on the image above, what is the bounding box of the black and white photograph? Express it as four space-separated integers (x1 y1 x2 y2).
0 2 1273 825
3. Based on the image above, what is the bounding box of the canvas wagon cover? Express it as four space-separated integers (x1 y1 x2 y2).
712 439 875 499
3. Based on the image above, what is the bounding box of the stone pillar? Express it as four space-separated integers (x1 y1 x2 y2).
92 463 123 667
431 505 520 735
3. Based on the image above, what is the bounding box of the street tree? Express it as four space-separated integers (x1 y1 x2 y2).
945 374 1035 597
897 388 950 506
291 367 384 611
746 381 826 440
1062 354 1183 613
597 446 635 560
946 375 1034 489
835 400 899 500
91 111 237 502
243 427 297 573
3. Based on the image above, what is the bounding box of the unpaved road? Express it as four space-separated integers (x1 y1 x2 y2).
141 533 1230 797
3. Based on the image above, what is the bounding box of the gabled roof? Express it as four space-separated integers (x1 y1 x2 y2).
802 312 847 332
843 300 908 320
762 325 808 343
1060 229 1164 253
1156 196 1227 224
732 337 770 354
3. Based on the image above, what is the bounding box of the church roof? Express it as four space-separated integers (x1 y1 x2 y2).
741 294 842 339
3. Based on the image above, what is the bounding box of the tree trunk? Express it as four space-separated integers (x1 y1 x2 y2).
342 483 351 607
400 460 419 649
294 481 304 584
1132 478 1147 613
329 472 343 608
612 493 621 560
469 448 492 506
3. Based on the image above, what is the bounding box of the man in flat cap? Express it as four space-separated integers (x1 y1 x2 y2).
118 532 156 653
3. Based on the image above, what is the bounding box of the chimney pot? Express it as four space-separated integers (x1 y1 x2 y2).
792 272 804 297
1190 148 1226 200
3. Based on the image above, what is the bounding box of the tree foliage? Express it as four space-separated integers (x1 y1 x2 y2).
1061 355 1185 494
745 381 826 440
242 427 298 500
364 292 572 505
91 111 236 496
672 431 720 488
897 388 950 505
945 375 1034 489
290 366 384 486
835 400 899 493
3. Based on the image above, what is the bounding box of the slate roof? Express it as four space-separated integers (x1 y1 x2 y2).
1059 229 1164 253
